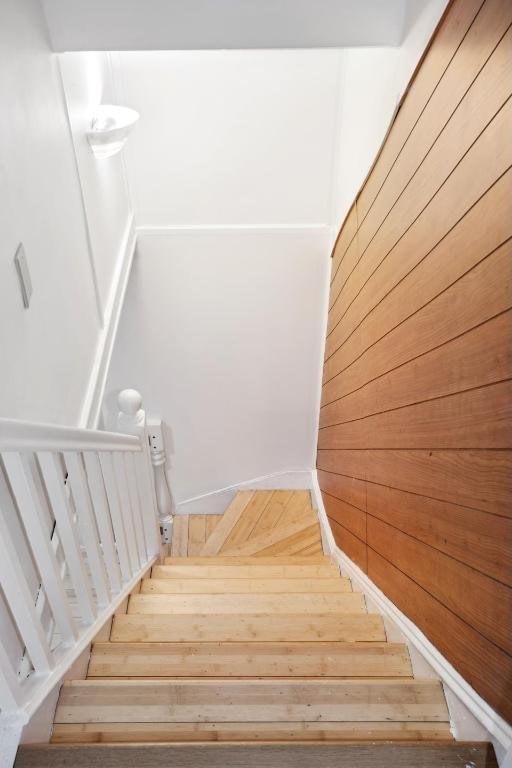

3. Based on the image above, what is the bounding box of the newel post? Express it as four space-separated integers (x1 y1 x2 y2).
117 389 175 547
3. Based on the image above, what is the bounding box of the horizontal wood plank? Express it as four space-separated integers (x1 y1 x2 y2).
323 171 512 390
366 483 512 585
111 612 385 643
127 591 366 615
50 720 451 744
88 641 411 679
140 577 352 594
153 563 339 579
367 548 512 722
19 743 499 768
55 679 448 724
329 518 367 573
321 491 367 541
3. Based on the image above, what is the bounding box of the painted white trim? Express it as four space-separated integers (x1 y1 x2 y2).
137 224 332 237
311 469 512 763
79 215 136 428
176 470 313 516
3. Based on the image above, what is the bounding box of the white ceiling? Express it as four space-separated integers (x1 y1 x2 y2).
42 0 410 51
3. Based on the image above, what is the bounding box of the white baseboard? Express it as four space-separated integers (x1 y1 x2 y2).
79 215 136 428
311 470 512 766
175 470 313 516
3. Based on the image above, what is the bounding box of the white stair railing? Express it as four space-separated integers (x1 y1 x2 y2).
0 409 162 723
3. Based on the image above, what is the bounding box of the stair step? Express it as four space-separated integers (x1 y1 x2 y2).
140 577 352 594
54 679 449 724
127 592 365 615
152 563 339 579
163 556 330 565
88 641 412 678
17 742 499 768
51 721 451 744
111 612 385 642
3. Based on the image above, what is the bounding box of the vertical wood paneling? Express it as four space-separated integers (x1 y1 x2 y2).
318 0 512 722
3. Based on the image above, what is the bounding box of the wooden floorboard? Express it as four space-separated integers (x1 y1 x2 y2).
18 742 500 768
200 492 255 556
140 577 352 594
127 592 366 615
55 679 448 724
163 556 330 565
87 641 412 678
152 563 339 579
51 721 450 744
111 613 386 643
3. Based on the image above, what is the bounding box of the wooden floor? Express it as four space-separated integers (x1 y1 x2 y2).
16 489 491 765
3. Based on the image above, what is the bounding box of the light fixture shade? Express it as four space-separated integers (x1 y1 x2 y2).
87 104 139 159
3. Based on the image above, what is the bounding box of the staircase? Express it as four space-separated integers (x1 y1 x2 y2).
15 490 498 767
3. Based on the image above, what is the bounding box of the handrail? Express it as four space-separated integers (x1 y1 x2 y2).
0 417 141 452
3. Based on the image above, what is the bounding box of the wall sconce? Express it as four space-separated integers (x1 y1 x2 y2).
87 105 139 159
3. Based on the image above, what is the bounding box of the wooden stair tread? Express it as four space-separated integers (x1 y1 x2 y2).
140 577 352 594
163 556 330 565
19 743 501 768
51 721 451 744
219 518 320 557
55 679 449 724
153 563 338 579
88 641 412 678
127 592 366 614
111 613 386 642
199 492 256 556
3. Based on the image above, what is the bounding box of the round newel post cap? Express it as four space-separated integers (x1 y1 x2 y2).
118 388 143 416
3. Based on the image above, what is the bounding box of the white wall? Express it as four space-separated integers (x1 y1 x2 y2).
59 51 133 318
105 228 331 505
104 11 446 503
331 0 448 229
118 50 340 226
0 0 132 426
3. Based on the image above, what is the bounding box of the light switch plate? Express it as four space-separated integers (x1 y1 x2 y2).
14 242 32 308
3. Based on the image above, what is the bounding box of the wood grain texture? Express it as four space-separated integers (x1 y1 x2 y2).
319 0 512 722
200 491 255 555
171 515 189 557
163 555 329 565
54 679 448 724
321 491 366 541
153 563 339 579
50 721 450 744
127 591 366 615
328 518 367 573
219 491 274 552
323 170 512 391
366 483 512 585
20 742 500 768
187 516 207 556
87 641 411 679
140 576 352 594
367 516 512 654
367 549 512 722
111 612 386 643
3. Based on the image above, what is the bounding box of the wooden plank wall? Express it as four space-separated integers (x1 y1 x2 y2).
317 0 512 723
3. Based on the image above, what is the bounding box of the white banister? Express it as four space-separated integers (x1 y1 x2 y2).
117 389 175 546
0 404 161 720
117 389 174 546
38 451 97 624
2 452 77 645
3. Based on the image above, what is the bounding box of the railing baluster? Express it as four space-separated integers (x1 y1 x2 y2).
0 468 53 673
112 451 140 573
2 452 77 645
124 452 147 564
83 452 122 594
98 452 132 583
64 452 110 607
134 447 161 557
0 641 23 711
38 451 96 625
